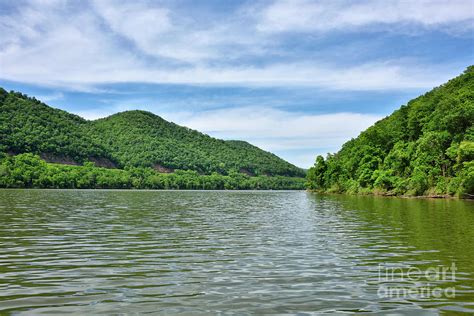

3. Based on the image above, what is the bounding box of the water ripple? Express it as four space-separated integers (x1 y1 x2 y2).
0 190 473 314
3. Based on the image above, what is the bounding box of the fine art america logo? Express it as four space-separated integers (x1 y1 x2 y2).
377 263 457 299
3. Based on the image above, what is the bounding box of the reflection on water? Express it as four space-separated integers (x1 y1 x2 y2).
0 190 472 314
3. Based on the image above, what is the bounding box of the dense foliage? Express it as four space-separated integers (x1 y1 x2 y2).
0 87 305 189
0 88 304 178
0 153 305 190
0 88 111 163
307 67 474 197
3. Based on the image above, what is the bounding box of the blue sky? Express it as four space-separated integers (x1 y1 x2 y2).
0 0 473 168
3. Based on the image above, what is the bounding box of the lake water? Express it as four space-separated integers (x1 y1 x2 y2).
0 190 473 315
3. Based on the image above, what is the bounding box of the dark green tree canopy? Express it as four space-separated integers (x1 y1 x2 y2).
306 66 474 197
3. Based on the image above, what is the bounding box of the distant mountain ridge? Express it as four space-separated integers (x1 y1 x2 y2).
0 88 304 178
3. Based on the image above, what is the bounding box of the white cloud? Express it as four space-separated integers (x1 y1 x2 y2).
34 91 64 102
289 153 324 170
0 41 460 90
165 107 381 139
0 1 141 91
257 0 474 33
91 0 172 56
0 0 469 91
91 0 265 63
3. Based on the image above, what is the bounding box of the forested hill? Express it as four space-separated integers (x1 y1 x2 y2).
0 88 113 166
0 87 304 178
307 66 474 197
87 110 304 177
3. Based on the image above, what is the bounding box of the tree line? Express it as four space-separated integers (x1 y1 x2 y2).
0 153 305 190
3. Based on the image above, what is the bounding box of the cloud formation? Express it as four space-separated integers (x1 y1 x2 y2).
166 106 381 146
257 0 474 33
0 0 471 90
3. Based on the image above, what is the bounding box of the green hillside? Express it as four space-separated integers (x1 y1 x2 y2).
0 88 113 166
87 110 304 177
307 66 474 197
0 88 305 189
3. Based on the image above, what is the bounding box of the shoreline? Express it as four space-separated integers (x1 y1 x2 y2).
307 190 474 201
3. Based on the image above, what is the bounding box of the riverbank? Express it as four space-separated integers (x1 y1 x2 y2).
307 189 473 200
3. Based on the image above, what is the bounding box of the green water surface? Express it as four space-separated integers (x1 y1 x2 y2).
0 190 472 315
